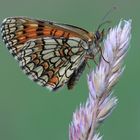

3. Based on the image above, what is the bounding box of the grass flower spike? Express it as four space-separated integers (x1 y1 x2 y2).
69 20 132 140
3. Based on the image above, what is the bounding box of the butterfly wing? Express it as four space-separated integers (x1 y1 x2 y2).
1 17 92 59
19 37 87 90
1 17 91 90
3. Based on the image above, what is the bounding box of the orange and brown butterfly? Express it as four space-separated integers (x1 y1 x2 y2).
0 17 104 91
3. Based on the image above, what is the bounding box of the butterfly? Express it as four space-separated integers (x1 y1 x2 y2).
0 17 104 91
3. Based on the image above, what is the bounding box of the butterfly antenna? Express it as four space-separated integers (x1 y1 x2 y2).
102 6 117 22
97 20 111 31
97 6 117 30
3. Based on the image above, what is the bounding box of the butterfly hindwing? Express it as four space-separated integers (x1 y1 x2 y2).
19 37 87 90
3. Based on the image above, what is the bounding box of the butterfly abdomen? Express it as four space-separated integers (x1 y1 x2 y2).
67 61 87 89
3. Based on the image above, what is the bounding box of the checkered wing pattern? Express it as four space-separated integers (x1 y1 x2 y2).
19 37 87 90
1 17 91 90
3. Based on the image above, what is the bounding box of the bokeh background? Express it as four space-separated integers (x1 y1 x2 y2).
0 0 139 140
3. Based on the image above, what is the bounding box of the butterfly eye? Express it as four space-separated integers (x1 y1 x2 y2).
95 31 101 40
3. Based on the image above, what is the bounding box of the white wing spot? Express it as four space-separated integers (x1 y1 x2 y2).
9 24 16 28
50 57 60 63
24 49 33 56
71 48 79 53
66 68 74 77
42 49 54 54
59 66 66 76
41 75 49 82
43 52 55 60
25 62 35 70
34 66 43 77
70 55 80 62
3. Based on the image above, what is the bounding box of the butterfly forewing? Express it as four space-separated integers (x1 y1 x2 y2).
1 17 93 90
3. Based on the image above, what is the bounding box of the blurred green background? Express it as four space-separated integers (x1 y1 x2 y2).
0 0 139 140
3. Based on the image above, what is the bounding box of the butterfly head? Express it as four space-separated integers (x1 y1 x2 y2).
87 20 111 58
87 25 111 64
94 29 104 44
87 29 104 55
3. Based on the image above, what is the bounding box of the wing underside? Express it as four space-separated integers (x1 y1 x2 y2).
1 17 89 90
19 37 86 90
